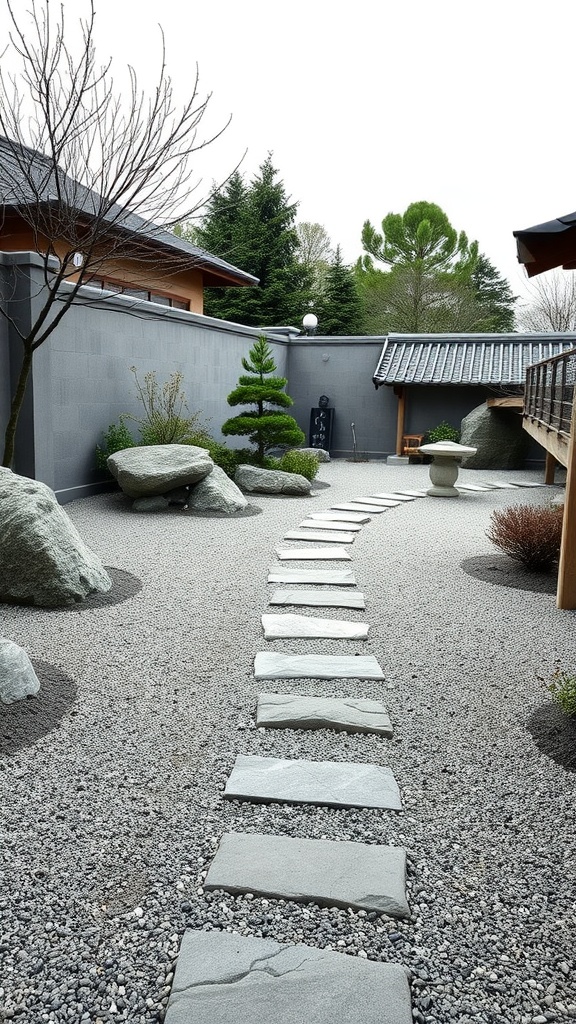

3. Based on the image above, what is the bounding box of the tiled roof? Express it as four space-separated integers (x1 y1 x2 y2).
0 136 258 287
373 333 576 387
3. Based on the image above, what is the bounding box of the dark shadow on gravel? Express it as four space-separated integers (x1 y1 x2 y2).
0 568 143 612
310 480 331 490
460 554 557 594
0 660 77 756
526 702 576 772
184 504 263 518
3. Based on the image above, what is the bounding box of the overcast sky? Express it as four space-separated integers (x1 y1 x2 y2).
6 0 576 305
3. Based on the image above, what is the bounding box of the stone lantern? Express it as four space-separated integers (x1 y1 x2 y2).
418 440 478 497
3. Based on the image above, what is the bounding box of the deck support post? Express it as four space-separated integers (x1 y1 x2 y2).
545 451 557 485
394 386 406 457
557 393 576 609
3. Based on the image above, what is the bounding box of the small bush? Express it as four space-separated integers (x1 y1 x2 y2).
95 417 135 469
547 668 576 716
130 366 210 445
278 449 320 481
188 438 242 479
486 503 564 572
426 420 460 443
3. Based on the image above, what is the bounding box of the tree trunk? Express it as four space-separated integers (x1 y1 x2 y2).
2 345 34 469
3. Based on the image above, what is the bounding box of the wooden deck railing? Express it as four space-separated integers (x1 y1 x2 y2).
524 347 576 436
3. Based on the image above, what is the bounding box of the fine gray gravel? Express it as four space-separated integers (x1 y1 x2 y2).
1 461 575 1024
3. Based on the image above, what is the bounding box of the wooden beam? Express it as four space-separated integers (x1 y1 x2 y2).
486 396 524 409
545 451 557 485
557 393 576 608
395 387 406 457
522 416 570 468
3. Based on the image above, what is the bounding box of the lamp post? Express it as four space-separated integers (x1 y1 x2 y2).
302 312 318 336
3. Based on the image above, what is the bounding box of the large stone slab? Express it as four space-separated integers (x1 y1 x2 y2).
235 465 311 495
204 833 409 918
269 589 365 609
330 502 388 514
254 652 384 680
307 510 371 523
187 464 248 513
460 402 529 470
224 754 402 810
164 930 413 1024
262 614 369 639
256 692 393 737
0 639 41 704
267 568 357 586
0 469 112 607
108 444 213 498
298 519 363 532
275 547 352 561
283 530 355 544
370 492 416 502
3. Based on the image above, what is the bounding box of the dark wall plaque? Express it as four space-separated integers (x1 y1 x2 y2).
309 407 334 451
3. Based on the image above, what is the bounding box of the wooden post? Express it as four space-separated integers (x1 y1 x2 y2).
395 386 406 456
556 392 576 609
545 450 557 485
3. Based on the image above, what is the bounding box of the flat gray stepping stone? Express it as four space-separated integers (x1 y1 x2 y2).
331 502 388 514
275 547 352 561
267 568 357 586
307 510 371 523
355 496 401 507
224 754 402 810
165 930 413 1024
283 529 355 543
262 613 369 640
371 492 417 502
483 480 519 489
393 489 427 497
456 484 494 492
204 832 409 918
257 692 393 736
254 652 384 680
510 480 543 487
269 589 365 609
298 519 363 532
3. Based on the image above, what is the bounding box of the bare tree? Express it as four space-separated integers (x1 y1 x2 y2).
517 269 576 332
0 0 232 467
295 221 333 296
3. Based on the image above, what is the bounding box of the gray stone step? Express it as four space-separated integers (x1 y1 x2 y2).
307 510 372 523
283 529 355 544
482 481 519 489
456 483 494 492
269 589 366 609
256 692 393 736
355 496 401 507
393 489 427 497
267 568 357 586
164 930 413 1024
254 652 384 680
298 519 363 532
510 480 544 487
370 492 416 502
330 502 389 514
204 832 409 918
224 754 402 810
275 547 352 561
262 613 369 640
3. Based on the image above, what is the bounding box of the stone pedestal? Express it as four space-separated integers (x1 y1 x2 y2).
419 441 478 497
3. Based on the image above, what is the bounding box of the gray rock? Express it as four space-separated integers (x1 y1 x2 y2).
107 444 213 498
187 465 247 513
0 469 112 606
256 692 393 736
460 403 529 469
223 754 402 810
254 652 384 680
234 464 311 495
165 931 412 1024
0 639 40 704
290 446 331 462
132 496 169 513
204 832 409 918
261 613 369 639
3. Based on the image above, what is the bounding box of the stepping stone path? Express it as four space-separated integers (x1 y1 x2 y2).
355 496 402 507
306 510 371 523
456 483 494 492
283 529 356 543
204 833 410 918
256 692 393 736
223 754 402 810
262 613 369 639
268 588 366 608
370 492 417 502
254 652 384 680
164 930 413 1024
275 546 352 560
267 567 356 585
298 518 363 531
330 502 390 513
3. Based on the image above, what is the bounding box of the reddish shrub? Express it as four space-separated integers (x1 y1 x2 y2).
486 503 564 572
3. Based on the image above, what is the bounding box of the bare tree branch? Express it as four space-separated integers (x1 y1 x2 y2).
517 270 576 332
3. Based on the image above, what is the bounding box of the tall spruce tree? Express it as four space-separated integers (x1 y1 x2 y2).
222 336 305 462
195 156 313 326
317 246 363 335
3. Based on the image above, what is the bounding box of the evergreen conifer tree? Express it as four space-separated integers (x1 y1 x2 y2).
317 246 363 335
222 336 305 463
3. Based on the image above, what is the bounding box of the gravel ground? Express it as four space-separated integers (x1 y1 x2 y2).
1 461 575 1024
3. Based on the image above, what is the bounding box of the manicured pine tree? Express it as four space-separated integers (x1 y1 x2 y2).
317 246 363 335
222 336 305 463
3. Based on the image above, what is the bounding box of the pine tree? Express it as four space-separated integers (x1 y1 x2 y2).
317 246 363 335
222 336 305 462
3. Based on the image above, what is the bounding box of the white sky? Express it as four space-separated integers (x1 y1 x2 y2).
5 0 576 303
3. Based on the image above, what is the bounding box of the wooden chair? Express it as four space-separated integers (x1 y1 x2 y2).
401 434 425 458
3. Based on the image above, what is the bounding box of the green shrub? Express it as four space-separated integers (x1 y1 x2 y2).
547 668 576 716
426 420 460 443
95 417 135 469
130 366 209 445
189 438 242 479
278 449 320 481
486 503 564 572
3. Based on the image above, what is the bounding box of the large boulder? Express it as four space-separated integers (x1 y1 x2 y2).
188 465 248 513
107 445 213 498
235 464 312 495
0 639 40 704
0 469 112 606
290 447 330 463
460 403 529 470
